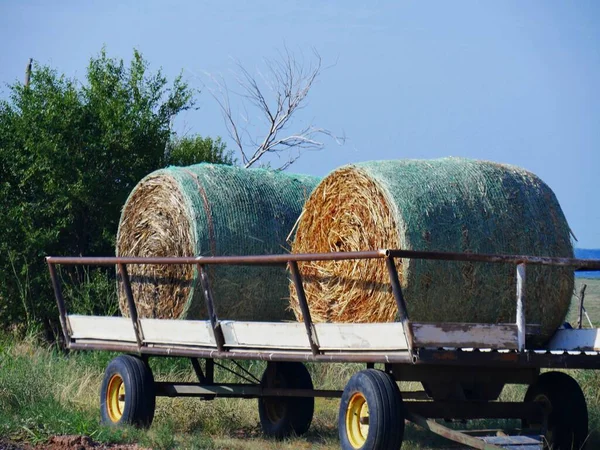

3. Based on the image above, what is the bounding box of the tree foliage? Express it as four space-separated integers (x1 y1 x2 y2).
0 49 229 335
167 135 233 167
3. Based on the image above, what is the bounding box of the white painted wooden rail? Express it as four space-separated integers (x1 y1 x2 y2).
69 314 600 353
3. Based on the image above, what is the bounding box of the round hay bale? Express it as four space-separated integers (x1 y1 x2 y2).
290 158 574 340
117 163 319 320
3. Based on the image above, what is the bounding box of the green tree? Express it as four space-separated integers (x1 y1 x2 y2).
167 135 234 167
0 49 229 336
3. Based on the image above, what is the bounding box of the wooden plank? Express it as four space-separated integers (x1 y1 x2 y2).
68 315 136 342
140 319 216 347
547 328 600 351
70 315 542 352
316 323 408 350
221 322 308 350
481 435 542 444
516 264 526 351
480 435 543 450
221 322 408 351
411 323 519 349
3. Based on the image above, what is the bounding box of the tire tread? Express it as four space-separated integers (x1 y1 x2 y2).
339 369 404 450
100 355 155 428
524 371 588 450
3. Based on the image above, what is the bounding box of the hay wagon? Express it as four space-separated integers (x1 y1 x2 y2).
47 249 600 450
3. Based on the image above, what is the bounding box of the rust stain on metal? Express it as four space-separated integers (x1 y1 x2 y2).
499 353 518 362
433 352 457 361
45 249 600 270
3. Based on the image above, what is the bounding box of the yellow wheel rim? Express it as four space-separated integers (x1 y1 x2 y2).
106 374 125 423
346 392 369 448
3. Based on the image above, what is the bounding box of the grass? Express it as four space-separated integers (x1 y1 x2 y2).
567 278 600 327
1 278 599 449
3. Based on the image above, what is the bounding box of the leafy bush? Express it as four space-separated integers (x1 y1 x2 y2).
0 49 230 335
168 135 234 167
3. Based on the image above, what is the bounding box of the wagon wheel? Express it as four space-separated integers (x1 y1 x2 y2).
100 355 155 428
523 371 588 450
258 361 314 439
339 369 404 450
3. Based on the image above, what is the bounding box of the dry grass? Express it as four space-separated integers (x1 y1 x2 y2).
567 278 600 326
290 167 402 323
116 173 195 319
4 312 600 449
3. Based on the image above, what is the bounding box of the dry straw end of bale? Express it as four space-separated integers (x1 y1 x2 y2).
117 173 195 319
117 163 320 321
290 158 574 342
289 167 403 324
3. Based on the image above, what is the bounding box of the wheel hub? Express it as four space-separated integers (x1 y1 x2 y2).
265 398 286 423
106 374 125 423
346 392 369 448
532 393 553 442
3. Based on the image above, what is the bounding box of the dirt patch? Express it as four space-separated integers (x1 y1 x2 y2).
16 436 147 450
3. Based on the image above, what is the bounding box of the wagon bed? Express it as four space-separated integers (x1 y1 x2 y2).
47 249 600 450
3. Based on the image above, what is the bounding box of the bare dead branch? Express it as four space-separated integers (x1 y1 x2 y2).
205 73 248 165
207 48 343 170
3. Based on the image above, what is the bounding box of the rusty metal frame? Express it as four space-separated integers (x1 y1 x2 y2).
289 260 321 355
416 347 600 369
384 249 600 270
47 261 70 345
45 249 600 450
46 248 600 364
190 358 207 384
117 263 144 349
67 340 415 363
385 256 415 356
196 263 225 352
45 249 600 269
154 382 342 398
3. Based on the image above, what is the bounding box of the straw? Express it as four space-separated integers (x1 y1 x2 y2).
290 158 574 341
117 163 320 321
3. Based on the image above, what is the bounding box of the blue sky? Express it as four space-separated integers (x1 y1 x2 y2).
1 1 599 248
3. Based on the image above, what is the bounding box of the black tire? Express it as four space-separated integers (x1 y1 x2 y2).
258 362 314 439
100 355 155 428
339 369 404 450
524 371 588 450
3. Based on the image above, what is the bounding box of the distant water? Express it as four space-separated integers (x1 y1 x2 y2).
575 248 600 279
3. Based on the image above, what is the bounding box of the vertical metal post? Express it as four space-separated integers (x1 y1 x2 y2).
190 358 207 383
577 284 587 329
516 263 526 352
385 256 415 353
386 257 409 321
197 264 225 352
118 263 144 349
47 261 71 345
289 260 320 356
206 358 215 384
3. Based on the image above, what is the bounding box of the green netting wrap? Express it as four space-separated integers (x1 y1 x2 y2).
117 163 319 321
291 158 574 341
